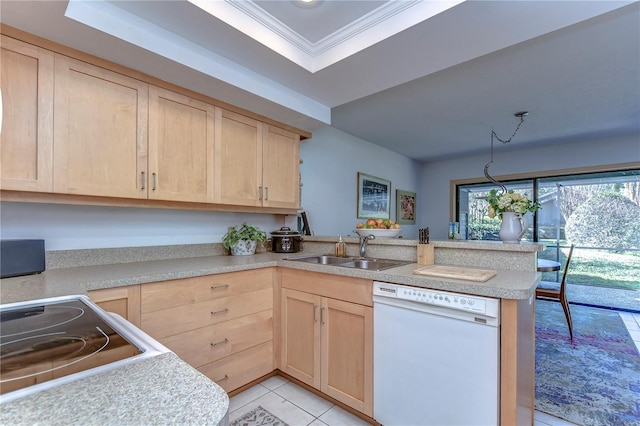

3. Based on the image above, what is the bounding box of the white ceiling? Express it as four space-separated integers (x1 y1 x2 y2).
1 0 638 162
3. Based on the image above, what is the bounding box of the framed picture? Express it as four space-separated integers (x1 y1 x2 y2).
357 172 391 219
396 189 416 224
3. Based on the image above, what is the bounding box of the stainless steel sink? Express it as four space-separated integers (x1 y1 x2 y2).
285 255 407 271
337 259 406 271
285 255 351 265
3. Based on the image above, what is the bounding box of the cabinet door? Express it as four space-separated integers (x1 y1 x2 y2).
0 36 54 192
148 86 214 202
53 55 148 198
321 297 373 417
262 125 300 209
280 288 321 388
215 108 262 206
89 285 141 328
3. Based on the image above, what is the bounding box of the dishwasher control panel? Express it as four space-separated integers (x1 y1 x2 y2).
373 282 499 317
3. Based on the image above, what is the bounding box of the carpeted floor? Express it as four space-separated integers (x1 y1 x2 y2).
535 300 640 426
230 406 289 426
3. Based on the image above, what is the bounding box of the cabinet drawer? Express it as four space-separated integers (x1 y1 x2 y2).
198 341 273 393
142 287 273 339
160 310 273 367
281 269 372 306
141 269 273 313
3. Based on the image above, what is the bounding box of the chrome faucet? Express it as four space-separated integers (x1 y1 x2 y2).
358 234 375 258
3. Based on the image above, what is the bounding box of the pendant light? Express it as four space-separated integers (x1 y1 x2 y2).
484 111 529 194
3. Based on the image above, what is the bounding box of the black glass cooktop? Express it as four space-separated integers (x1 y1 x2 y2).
0 298 142 396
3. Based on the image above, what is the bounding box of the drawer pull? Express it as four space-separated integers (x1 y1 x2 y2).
321 307 326 325
313 304 318 322
216 374 229 382
211 308 229 316
141 171 146 190
211 338 229 347
210 284 230 290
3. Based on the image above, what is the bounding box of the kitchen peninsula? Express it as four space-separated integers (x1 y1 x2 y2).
0 239 542 425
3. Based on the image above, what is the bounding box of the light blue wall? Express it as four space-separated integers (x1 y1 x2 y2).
0 202 284 251
299 126 421 239
420 133 640 240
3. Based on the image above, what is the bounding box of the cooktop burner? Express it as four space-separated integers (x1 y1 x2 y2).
1 305 85 337
0 297 143 398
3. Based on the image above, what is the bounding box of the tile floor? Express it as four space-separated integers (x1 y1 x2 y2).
229 311 640 426
228 375 371 426
229 375 577 426
619 311 640 354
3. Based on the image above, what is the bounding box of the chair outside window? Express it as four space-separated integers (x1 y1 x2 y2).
536 244 575 340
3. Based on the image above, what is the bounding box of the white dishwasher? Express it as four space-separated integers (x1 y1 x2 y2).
373 281 500 426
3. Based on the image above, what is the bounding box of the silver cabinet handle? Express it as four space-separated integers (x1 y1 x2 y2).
152 172 157 190
141 171 146 190
313 304 318 322
216 374 229 382
210 338 229 347
258 186 263 200
320 307 326 325
210 284 230 290
265 187 269 201
210 308 229 316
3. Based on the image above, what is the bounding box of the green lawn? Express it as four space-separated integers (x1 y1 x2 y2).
539 246 640 291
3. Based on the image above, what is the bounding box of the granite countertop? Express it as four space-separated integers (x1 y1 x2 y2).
0 247 539 421
0 352 229 425
1 251 539 303
281 260 539 299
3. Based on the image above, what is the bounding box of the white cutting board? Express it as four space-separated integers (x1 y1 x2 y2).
413 265 497 282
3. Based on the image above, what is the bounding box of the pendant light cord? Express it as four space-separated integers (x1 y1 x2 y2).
484 112 528 194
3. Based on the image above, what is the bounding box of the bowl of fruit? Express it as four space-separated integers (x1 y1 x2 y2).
355 218 401 238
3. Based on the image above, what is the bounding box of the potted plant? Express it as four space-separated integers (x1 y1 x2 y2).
222 222 267 255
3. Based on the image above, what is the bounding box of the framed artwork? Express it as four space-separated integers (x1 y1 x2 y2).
357 172 391 219
396 189 416 224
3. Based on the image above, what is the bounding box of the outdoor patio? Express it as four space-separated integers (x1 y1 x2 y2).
566 283 640 313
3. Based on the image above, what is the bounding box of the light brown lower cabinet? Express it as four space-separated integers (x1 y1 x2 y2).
139 269 275 393
89 285 141 327
88 268 374 414
279 270 373 417
198 340 273 393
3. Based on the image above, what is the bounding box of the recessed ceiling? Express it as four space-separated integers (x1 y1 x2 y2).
187 0 465 72
1 0 637 162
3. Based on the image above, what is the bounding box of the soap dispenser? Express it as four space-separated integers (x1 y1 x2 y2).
335 235 347 257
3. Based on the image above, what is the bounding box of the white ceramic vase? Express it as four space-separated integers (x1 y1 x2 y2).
230 240 257 255
499 212 527 244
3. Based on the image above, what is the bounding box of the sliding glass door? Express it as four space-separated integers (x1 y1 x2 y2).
457 169 640 310
457 180 535 242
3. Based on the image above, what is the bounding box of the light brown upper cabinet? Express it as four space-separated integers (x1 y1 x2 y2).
0 36 54 192
215 109 300 209
262 124 300 209
53 55 148 199
1 27 308 211
148 86 215 203
53 57 216 202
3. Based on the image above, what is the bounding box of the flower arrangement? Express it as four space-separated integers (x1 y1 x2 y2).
486 189 540 218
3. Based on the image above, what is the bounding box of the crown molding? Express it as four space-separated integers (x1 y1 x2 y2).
189 0 464 72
